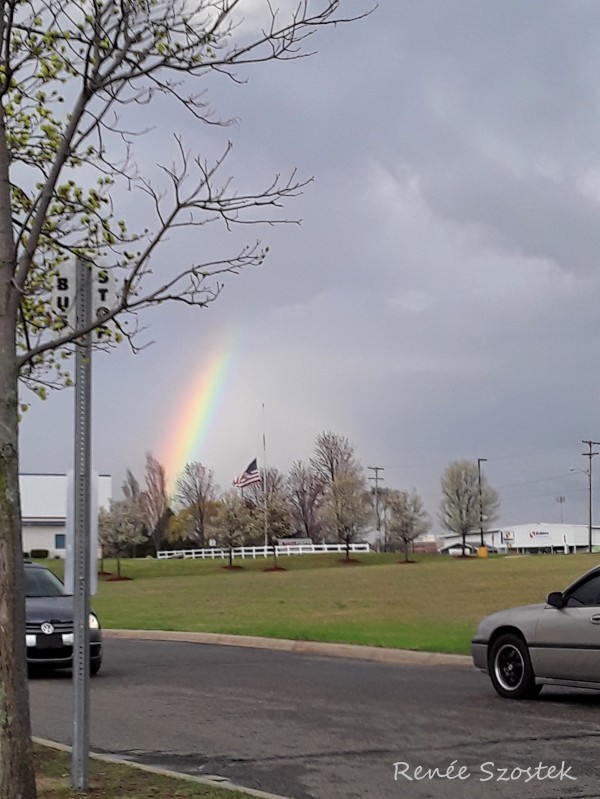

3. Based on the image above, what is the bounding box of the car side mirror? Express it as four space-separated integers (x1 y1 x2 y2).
547 591 565 608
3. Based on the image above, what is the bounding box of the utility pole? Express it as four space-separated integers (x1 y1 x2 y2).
582 440 600 553
368 467 384 547
477 458 487 548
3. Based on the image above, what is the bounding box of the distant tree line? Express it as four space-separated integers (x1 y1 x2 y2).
98 434 501 561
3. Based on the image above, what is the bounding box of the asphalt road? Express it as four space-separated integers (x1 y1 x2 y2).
29 638 600 799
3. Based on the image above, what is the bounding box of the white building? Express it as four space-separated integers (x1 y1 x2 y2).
438 523 600 555
21 473 111 558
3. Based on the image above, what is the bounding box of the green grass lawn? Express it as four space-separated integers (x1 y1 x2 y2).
41 552 600 655
35 744 255 799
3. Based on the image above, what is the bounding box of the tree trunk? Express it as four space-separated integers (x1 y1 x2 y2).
197 516 205 549
117 557 121 578
0 312 37 799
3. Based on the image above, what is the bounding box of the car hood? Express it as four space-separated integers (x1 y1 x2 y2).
25 595 74 623
474 602 546 641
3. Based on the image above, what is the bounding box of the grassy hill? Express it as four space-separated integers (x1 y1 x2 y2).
43 553 599 655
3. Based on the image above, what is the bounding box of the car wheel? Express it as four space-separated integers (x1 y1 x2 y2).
489 634 541 700
90 658 102 677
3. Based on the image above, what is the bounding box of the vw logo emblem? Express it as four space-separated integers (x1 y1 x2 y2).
40 622 54 635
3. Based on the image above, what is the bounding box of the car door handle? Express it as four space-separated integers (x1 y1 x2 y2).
590 614 600 624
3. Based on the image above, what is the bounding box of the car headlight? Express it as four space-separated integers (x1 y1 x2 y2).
89 613 100 630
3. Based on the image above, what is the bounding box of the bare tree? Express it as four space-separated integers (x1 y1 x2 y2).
243 465 285 506
287 460 325 539
0 3 369 793
122 469 142 502
311 431 360 483
385 489 431 563
174 462 218 547
319 473 371 559
141 453 170 554
439 460 500 554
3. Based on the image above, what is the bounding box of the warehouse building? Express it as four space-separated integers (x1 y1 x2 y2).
21 473 112 558
439 522 600 555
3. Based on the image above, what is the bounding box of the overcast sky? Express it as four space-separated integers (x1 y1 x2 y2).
18 0 600 531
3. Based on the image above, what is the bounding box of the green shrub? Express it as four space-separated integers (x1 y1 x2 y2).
30 548 49 559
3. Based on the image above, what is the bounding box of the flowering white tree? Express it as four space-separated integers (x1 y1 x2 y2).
211 491 261 566
319 473 371 559
98 497 146 577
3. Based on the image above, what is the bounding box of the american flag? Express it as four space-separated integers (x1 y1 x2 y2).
232 458 261 488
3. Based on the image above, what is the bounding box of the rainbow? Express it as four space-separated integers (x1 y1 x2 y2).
160 335 236 494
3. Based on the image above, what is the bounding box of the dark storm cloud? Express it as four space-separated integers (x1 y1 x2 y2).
20 0 600 528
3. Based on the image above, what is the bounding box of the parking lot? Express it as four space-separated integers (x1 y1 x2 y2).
29 637 600 799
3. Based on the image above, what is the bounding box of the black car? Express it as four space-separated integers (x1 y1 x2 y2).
25 561 102 675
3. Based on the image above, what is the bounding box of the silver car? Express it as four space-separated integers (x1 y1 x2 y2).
472 564 600 699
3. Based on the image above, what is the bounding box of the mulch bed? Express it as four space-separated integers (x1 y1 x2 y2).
262 565 287 572
338 558 361 564
104 576 133 581
222 564 244 570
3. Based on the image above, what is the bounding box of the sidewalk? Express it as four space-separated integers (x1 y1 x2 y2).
105 629 472 667
33 737 297 799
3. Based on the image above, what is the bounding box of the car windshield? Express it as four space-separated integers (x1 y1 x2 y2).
24 568 67 598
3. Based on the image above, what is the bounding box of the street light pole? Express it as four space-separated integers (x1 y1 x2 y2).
588 465 592 553
582 441 600 554
555 496 566 523
477 458 487 547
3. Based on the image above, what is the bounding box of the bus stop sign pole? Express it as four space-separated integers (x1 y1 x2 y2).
72 257 92 791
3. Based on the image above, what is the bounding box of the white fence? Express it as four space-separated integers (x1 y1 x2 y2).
157 543 371 560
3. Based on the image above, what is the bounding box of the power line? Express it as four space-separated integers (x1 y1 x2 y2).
498 472 584 491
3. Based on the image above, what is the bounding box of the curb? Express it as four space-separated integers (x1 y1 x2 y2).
33 737 298 799
104 629 472 668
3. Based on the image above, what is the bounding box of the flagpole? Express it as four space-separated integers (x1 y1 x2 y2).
262 403 269 550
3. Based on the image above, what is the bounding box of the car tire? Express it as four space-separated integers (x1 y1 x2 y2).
90 658 102 677
488 634 541 700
